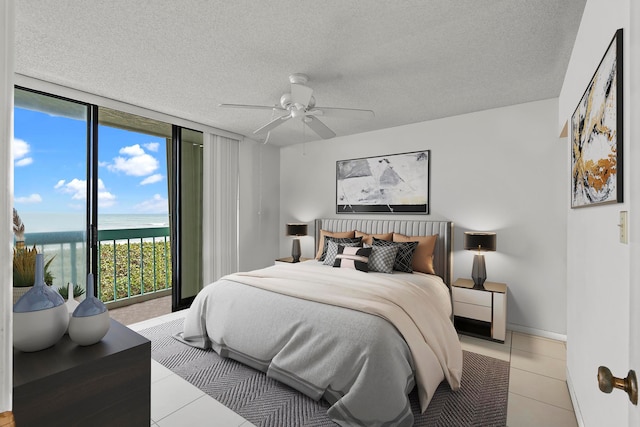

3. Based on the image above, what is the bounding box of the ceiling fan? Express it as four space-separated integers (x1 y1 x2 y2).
219 73 375 140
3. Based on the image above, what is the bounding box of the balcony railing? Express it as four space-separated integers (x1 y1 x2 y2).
21 227 171 307
97 227 171 305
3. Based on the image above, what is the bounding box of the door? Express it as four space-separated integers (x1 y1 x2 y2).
13 87 91 295
628 5 640 425
170 126 204 310
593 12 640 425
94 107 172 305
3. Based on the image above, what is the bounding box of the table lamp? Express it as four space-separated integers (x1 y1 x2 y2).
286 223 308 262
464 231 497 288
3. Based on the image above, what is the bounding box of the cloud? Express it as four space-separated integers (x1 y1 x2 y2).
107 144 159 177
134 194 168 214
144 142 160 152
57 177 112 201
13 138 30 158
15 157 33 167
98 191 117 208
13 138 32 166
119 144 145 156
15 194 42 204
60 178 87 200
140 174 163 185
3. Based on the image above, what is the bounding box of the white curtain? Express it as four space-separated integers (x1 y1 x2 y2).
1 0 14 414
202 133 239 286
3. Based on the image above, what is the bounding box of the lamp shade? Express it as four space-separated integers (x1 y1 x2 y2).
464 232 496 252
286 223 308 236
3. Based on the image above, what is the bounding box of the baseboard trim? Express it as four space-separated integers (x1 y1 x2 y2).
507 323 567 342
566 368 585 427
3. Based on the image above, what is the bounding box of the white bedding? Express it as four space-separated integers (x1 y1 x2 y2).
181 260 462 426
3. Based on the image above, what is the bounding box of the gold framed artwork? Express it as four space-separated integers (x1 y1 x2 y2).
571 29 623 208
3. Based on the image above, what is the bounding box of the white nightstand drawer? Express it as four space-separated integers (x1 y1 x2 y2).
453 301 492 322
453 287 492 307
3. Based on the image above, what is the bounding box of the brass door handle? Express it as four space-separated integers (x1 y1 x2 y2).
597 366 638 405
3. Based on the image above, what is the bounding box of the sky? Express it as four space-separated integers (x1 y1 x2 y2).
13 107 169 216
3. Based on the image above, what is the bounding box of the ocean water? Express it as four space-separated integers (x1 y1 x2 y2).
18 212 169 233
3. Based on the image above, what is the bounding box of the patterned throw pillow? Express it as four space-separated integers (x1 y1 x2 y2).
372 237 418 273
333 245 372 272
323 240 363 265
393 233 438 274
318 236 362 261
315 230 356 259
366 244 399 274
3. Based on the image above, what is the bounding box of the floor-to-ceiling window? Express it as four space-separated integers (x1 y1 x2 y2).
13 88 89 294
13 87 204 311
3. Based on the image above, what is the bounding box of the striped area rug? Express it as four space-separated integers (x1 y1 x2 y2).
138 319 509 426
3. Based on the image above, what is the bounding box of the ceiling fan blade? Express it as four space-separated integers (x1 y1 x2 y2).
310 107 375 119
253 114 291 135
219 103 285 111
291 83 314 108
304 116 336 139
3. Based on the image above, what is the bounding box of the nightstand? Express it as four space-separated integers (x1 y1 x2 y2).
452 278 507 342
275 257 312 265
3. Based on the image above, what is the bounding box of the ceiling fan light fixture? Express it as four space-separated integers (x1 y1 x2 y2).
280 93 292 109
289 73 309 85
291 108 304 119
220 73 374 142
307 96 316 109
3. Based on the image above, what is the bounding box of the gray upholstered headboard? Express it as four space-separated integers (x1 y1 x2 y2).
314 218 454 286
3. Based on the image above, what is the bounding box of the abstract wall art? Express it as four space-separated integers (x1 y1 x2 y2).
571 29 623 208
336 150 430 214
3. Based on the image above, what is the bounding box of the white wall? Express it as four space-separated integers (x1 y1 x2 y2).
558 1 632 426
238 139 281 271
280 98 567 336
0 0 14 414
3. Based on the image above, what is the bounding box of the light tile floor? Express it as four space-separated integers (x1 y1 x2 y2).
129 311 578 427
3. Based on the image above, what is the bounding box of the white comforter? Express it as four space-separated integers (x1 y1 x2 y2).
181 261 462 426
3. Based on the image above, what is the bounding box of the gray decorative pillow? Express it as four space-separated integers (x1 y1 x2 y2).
366 244 399 274
372 237 418 273
318 237 363 261
323 240 362 265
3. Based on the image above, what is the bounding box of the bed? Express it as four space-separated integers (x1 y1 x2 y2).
180 218 462 427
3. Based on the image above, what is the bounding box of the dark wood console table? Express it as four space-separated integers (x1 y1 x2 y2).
13 319 150 426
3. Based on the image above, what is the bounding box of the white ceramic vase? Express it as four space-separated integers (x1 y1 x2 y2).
69 274 110 346
65 282 80 334
13 254 68 352
14 306 69 352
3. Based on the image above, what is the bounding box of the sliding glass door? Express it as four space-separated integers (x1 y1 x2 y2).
170 127 203 310
14 86 205 312
13 88 90 295
96 107 172 305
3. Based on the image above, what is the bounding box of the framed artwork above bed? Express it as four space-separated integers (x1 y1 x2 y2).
336 150 430 214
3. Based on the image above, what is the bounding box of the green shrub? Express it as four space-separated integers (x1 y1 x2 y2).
98 241 172 301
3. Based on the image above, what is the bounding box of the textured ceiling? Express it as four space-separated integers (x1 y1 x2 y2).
15 0 586 146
